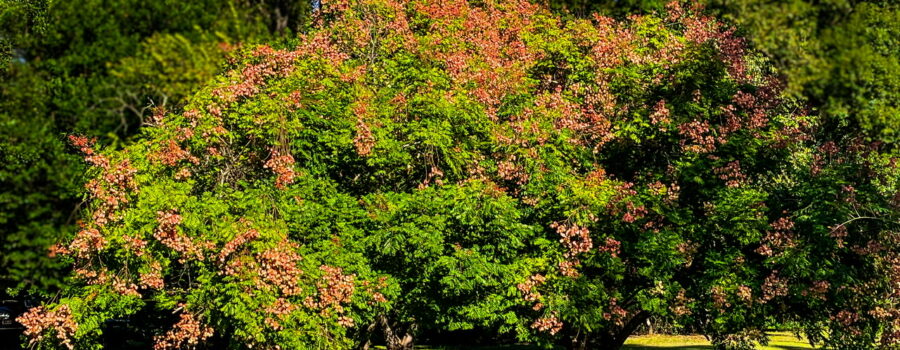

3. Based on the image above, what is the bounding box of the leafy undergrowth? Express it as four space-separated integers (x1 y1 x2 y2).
623 331 815 349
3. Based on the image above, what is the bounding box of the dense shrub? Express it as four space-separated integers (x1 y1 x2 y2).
20 0 899 349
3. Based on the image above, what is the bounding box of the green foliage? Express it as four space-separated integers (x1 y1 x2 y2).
548 0 900 143
705 0 900 143
0 0 299 295
10 1 900 350
545 0 666 17
362 182 547 335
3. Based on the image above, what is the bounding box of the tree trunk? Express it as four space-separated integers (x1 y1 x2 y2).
605 311 651 350
356 320 377 350
569 330 587 350
377 314 416 350
568 311 650 350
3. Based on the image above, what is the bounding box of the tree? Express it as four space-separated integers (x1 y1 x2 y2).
0 0 307 296
19 0 899 349
547 0 900 144
703 0 900 144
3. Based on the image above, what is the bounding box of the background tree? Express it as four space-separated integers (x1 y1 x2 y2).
702 0 900 144
0 0 313 296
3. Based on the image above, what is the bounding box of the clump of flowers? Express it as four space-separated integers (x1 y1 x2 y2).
152 139 199 167
69 135 138 227
352 101 376 157
153 309 214 350
264 298 297 330
154 210 205 261
761 271 789 302
140 261 165 290
17 305 78 350
713 160 747 188
756 216 797 257
257 243 305 296
218 228 260 262
530 313 563 335
264 149 297 189
305 265 356 327
550 222 593 277
517 274 547 311
67 227 106 258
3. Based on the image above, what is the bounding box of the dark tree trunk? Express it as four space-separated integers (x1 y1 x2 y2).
356 320 378 350
377 314 416 350
569 311 651 350
605 311 651 350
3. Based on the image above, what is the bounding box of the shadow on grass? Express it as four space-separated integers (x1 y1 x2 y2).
405 344 814 350
411 346 544 350
623 343 814 350
623 346 713 350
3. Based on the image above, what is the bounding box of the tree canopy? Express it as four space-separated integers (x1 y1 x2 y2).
550 0 900 144
17 1 899 350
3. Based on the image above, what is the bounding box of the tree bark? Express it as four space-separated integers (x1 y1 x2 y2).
377 314 416 350
356 320 377 350
568 311 651 350
605 311 651 350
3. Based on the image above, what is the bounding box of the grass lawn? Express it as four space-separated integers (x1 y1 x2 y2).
623 332 815 349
